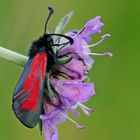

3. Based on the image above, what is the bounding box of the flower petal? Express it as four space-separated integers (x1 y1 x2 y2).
55 58 85 80
50 78 95 103
40 109 67 140
83 16 104 36
52 110 68 124
43 120 51 140
61 97 80 116
49 123 58 140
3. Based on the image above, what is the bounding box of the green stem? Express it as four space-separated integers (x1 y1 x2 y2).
0 46 28 67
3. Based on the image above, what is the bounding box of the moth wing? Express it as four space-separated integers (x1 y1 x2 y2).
12 52 47 128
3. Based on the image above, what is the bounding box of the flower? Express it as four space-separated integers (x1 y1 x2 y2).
40 16 112 140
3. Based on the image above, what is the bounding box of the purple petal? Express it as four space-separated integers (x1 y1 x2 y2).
40 109 67 124
70 36 94 70
52 110 68 124
40 109 68 140
58 44 75 57
61 97 80 116
83 35 92 42
55 58 85 80
49 123 58 140
83 16 104 36
50 78 95 103
40 115 47 121
80 39 94 69
43 120 51 140
43 121 58 140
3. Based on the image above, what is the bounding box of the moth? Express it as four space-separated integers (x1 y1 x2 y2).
12 7 73 128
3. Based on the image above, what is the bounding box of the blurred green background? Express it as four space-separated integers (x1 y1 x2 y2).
0 0 139 140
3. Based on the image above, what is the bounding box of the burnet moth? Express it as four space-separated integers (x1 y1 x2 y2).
12 7 73 128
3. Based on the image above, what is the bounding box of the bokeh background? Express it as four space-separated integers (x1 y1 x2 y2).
0 0 139 140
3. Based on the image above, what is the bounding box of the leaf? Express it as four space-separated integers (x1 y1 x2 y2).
55 11 74 35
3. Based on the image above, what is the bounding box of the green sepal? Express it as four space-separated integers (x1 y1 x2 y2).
55 72 70 80
56 56 72 65
45 73 56 98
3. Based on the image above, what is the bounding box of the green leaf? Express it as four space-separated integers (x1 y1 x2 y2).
54 11 74 35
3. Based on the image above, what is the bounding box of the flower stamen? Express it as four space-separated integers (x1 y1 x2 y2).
78 102 96 116
87 34 111 48
88 52 113 57
60 112 85 129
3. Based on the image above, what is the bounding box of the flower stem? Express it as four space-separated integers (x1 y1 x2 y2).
0 46 28 67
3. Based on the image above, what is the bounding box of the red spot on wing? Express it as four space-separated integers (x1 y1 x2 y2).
23 54 41 91
21 77 40 111
40 53 48 79
21 52 48 111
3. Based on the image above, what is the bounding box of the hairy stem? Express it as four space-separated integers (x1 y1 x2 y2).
0 46 28 67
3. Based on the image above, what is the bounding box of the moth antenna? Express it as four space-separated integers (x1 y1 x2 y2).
44 7 54 35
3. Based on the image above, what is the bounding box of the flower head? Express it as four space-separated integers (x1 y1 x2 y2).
40 16 112 140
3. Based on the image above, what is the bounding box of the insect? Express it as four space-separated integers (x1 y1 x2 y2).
12 7 73 128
